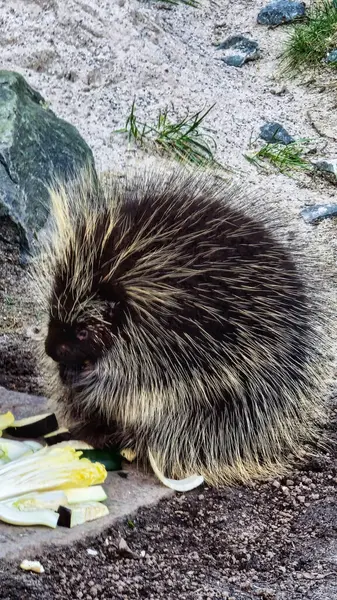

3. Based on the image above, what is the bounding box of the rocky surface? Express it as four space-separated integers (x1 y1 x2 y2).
301 203 337 224
0 70 95 248
257 0 306 26
259 122 295 144
217 36 260 68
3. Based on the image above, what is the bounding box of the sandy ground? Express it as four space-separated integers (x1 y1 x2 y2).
0 0 337 598
1 0 337 282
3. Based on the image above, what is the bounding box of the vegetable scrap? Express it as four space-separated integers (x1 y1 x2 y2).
0 410 204 532
20 560 45 574
0 410 115 529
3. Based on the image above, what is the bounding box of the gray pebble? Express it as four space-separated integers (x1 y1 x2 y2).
259 122 295 145
300 204 337 224
217 35 260 68
325 49 337 64
313 158 337 177
257 0 306 27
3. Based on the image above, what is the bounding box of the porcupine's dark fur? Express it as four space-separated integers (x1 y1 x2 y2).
32 166 333 486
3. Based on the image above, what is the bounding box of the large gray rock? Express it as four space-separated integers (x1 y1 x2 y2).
0 70 96 248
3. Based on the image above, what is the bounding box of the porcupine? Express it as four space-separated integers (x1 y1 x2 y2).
32 165 333 486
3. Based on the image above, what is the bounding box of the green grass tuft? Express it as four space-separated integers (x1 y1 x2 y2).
280 0 337 77
245 139 313 176
113 101 223 169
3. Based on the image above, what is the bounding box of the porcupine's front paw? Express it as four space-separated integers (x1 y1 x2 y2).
68 419 137 452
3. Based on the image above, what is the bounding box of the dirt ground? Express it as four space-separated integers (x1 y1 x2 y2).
1 0 337 598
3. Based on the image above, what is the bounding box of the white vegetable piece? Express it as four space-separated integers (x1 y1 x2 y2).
148 449 204 492
0 503 59 528
0 445 106 501
0 439 33 463
58 502 109 528
23 441 44 452
20 560 45 574
12 490 68 511
52 440 94 449
64 486 107 504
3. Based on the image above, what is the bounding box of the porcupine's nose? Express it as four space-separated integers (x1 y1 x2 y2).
56 344 69 360
45 337 69 363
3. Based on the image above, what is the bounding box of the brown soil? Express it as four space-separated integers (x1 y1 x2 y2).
0 226 336 600
0 219 42 395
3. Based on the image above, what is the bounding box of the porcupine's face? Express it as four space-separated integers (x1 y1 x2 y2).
44 297 122 387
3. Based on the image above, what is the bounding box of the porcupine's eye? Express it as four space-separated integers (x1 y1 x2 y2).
76 328 88 342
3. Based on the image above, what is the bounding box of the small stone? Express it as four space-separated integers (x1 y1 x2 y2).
313 158 337 177
300 203 337 224
286 479 294 486
117 537 138 559
297 495 305 503
269 84 288 95
257 1 306 27
281 486 290 496
64 70 78 82
217 35 260 68
259 122 294 145
325 49 337 64
87 68 102 87
87 549 98 556
272 480 281 488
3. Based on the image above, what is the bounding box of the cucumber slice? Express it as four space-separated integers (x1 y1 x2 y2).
6 413 58 438
57 501 109 528
53 440 94 450
0 412 15 435
64 486 107 504
80 449 122 471
44 427 71 445
0 503 59 528
12 490 68 512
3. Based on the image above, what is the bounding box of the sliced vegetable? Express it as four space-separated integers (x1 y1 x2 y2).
6 413 58 438
44 427 71 445
57 501 109 528
0 411 15 435
53 440 93 450
120 448 137 463
0 502 59 528
81 449 122 471
64 485 107 504
0 439 33 463
20 560 45 574
12 490 68 512
148 449 204 492
0 446 107 501
23 441 44 452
